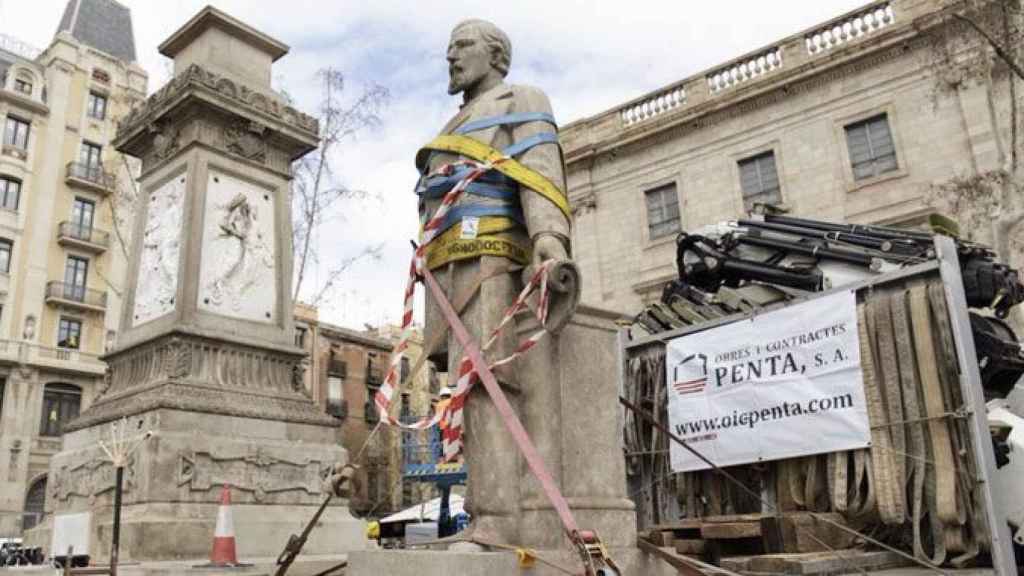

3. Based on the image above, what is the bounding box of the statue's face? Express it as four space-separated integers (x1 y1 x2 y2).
447 26 493 96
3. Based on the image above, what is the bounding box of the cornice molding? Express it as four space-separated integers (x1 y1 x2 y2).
115 63 319 157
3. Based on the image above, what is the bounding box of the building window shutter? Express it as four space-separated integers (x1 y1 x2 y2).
644 183 680 240
738 151 781 210
845 114 898 180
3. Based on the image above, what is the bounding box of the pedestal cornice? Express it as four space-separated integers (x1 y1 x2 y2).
113 63 319 163
67 330 338 432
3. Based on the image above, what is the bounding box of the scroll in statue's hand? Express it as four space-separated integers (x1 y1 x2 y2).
525 234 580 334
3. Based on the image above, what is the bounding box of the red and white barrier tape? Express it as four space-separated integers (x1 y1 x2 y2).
373 157 554 462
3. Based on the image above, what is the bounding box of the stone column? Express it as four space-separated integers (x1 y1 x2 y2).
36 7 364 561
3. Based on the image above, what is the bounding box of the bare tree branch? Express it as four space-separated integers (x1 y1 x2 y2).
113 153 139 262
289 68 390 306
93 267 124 299
310 243 385 307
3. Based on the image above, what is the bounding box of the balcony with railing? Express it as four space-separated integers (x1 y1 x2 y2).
0 338 106 374
57 221 110 253
65 162 116 194
44 281 107 312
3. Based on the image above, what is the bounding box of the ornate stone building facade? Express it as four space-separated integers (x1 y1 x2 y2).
0 0 146 537
561 0 1018 314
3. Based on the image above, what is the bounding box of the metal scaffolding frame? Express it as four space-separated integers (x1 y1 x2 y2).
617 236 1016 575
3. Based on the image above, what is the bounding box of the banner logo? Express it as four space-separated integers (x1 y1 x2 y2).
671 353 707 396
665 290 870 472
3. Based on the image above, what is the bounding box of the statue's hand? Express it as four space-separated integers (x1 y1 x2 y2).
525 233 580 333
532 234 568 269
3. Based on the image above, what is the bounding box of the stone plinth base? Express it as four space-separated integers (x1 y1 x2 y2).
27 502 365 562
36 408 364 561
347 548 675 576
102 502 363 560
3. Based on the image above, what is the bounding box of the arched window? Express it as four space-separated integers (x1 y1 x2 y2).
0 176 20 212
23 475 46 530
40 383 81 437
13 71 33 96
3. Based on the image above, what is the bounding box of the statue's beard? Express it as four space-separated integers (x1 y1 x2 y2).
448 70 465 95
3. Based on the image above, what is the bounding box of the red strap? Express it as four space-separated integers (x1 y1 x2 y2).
421 265 581 538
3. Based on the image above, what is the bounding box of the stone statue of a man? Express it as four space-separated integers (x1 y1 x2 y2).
415 19 575 546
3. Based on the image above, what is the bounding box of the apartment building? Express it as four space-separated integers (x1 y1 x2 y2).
0 0 147 535
294 303 401 516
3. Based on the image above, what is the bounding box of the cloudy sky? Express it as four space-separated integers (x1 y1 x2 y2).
2 0 868 329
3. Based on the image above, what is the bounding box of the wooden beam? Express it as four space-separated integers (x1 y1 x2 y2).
637 537 709 576
700 521 761 539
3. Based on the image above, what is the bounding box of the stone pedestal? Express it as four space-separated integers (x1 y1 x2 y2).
349 307 661 574
515 306 638 551
41 408 363 560
29 6 364 561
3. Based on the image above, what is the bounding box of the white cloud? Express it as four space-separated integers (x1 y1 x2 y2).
2 0 869 328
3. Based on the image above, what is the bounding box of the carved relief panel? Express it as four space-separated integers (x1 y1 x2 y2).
133 174 185 326
197 171 277 323
177 448 328 502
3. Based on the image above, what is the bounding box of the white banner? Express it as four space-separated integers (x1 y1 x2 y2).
666 290 870 472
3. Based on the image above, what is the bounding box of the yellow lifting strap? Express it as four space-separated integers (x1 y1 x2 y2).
418 134 572 221
423 217 530 270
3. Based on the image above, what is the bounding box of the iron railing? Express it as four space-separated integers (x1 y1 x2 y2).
45 281 107 309
58 221 110 247
65 162 115 191
0 338 105 365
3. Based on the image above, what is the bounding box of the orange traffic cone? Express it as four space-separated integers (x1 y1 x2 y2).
209 484 238 566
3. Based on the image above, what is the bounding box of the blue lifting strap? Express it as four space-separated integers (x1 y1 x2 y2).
418 167 517 200
421 181 518 202
501 132 559 158
454 112 556 135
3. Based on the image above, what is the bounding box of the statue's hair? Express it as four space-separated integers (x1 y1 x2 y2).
453 19 511 77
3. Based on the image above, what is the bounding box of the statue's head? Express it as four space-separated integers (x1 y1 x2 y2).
447 19 511 96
